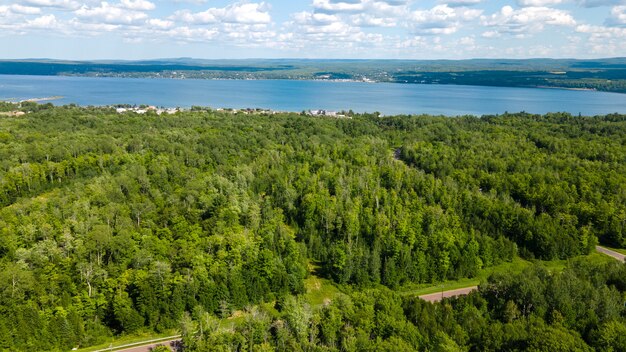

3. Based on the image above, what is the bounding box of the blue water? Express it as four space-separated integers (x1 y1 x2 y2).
1 74 626 116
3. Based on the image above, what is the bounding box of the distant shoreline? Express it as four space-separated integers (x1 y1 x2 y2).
19 96 63 102
0 73 620 96
2 74 624 116
1 57 625 94
536 86 597 92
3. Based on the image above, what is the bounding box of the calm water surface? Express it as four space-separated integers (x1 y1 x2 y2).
1 74 626 116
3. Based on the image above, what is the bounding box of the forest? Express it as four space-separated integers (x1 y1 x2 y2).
0 102 624 351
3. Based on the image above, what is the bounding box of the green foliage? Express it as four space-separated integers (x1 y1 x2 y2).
178 260 626 351
0 106 625 350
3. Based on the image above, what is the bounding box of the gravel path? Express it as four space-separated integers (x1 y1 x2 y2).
91 337 181 352
418 286 479 302
97 246 626 351
596 246 626 262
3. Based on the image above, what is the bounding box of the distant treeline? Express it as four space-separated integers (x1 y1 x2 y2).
1 58 626 93
394 70 626 93
0 61 292 76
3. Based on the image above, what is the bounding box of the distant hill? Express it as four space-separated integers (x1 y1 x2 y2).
1 58 625 93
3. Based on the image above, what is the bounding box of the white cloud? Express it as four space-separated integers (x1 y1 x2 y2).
368 0 407 16
68 18 120 33
1 0 625 58
119 0 155 11
293 11 340 24
172 9 217 24
394 35 485 57
397 36 428 49
172 2 271 25
173 0 207 4
440 0 483 7
350 13 398 26
481 30 499 38
284 7 390 55
164 26 219 42
26 13 59 28
75 2 149 25
411 5 482 35
517 0 563 6
222 23 277 45
0 4 45 21
576 0 625 8
1 0 276 47
606 5 626 26
292 10 358 36
0 13 61 31
459 36 475 45
343 0 408 27
481 6 576 37
220 2 271 24
313 0 366 13
576 23 626 36
20 0 80 10
310 0 409 27
576 24 626 55
10 4 43 15
147 18 174 29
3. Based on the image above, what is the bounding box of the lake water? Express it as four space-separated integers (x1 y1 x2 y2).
1 74 626 116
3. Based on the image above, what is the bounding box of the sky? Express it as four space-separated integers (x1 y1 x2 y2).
0 0 625 59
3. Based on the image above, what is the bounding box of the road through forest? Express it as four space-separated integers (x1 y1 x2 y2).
596 246 626 262
91 245 626 351
418 286 479 302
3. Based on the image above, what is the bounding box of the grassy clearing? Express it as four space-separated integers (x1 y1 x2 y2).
303 261 343 306
304 274 343 306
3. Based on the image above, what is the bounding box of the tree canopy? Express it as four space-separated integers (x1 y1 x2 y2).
0 105 625 350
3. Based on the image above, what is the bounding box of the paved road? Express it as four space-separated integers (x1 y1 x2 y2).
596 246 626 262
418 286 478 302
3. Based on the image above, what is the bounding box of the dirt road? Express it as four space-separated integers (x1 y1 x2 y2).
90 246 626 352
418 286 478 302
92 337 181 352
596 246 625 262
418 246 626 303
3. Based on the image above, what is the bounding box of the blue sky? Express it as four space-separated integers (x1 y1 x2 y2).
0 0 625 59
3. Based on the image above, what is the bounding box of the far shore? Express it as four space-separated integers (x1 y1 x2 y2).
536 86 597 92
19 96 64 102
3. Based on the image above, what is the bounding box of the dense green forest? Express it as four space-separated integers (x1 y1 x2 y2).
179 259 626 351
0 103 625 351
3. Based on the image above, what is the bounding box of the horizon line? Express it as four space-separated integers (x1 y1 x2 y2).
1 57 626 62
